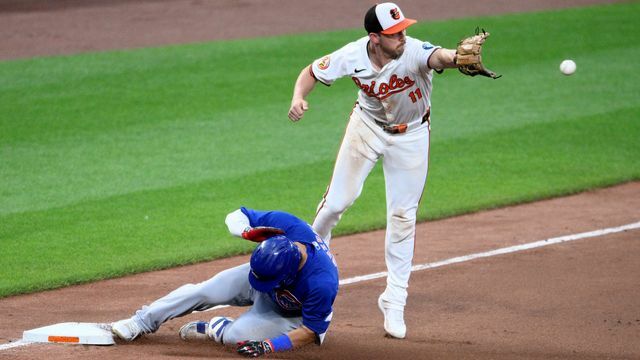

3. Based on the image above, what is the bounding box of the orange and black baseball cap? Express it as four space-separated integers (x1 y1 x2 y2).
364 2 417 35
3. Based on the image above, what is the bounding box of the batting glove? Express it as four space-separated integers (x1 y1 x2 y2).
241 226 285 242
236 340 273 358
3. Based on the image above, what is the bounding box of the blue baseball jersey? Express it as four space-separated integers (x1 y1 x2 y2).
240 207 339 342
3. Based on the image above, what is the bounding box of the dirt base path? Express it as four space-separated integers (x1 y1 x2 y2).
0 0 626 60
1 182 638 359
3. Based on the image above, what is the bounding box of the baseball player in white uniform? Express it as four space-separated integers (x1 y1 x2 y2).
288 3 462 339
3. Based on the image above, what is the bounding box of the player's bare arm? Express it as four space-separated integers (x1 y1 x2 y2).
236 325 317 357
288 65 317 122
287 325 317 347
428 48 457 70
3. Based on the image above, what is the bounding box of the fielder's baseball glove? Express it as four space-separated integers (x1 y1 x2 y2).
455 28 501 79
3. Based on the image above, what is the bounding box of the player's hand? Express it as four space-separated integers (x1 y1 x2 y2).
288 98 308 122
242 226 285 242
237 340 273 358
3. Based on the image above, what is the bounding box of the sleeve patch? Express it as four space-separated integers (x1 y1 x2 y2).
422 42 434 50
318 55 331 70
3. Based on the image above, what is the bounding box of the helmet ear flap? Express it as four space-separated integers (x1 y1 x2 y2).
281 247 302 286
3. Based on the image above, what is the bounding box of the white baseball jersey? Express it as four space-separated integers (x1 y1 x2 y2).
310 35 439 315
310 36 440 126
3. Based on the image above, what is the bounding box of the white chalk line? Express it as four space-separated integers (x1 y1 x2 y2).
2 221 639 352
0 340 35 350
339 221 640 285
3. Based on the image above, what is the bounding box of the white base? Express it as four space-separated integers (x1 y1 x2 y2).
22 322 115 345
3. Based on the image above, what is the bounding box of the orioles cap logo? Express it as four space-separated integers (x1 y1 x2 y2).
390 8 400 20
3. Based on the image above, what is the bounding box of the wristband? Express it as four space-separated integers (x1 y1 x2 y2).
268 334 293 352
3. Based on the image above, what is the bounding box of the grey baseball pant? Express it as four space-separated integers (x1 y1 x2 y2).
132 263 302 344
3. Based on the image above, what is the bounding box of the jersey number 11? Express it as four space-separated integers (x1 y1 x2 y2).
408 88 423 103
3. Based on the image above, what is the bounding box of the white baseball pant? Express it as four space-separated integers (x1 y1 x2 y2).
313 108 430 309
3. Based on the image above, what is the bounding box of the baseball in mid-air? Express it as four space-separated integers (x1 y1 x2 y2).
560 59 576 75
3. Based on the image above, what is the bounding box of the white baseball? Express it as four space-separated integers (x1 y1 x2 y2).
560 59 576 75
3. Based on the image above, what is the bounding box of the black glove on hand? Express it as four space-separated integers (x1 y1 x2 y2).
237 340 273 358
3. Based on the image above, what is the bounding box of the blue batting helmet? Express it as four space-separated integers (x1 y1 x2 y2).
248 235 301 292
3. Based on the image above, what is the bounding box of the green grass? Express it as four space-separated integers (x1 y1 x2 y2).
1 3 639 297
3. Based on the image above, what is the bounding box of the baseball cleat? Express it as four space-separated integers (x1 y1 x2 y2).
378 294 406 339
179 321 210 341
179 316 234 344
208 316 234 343
111 317 144 342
